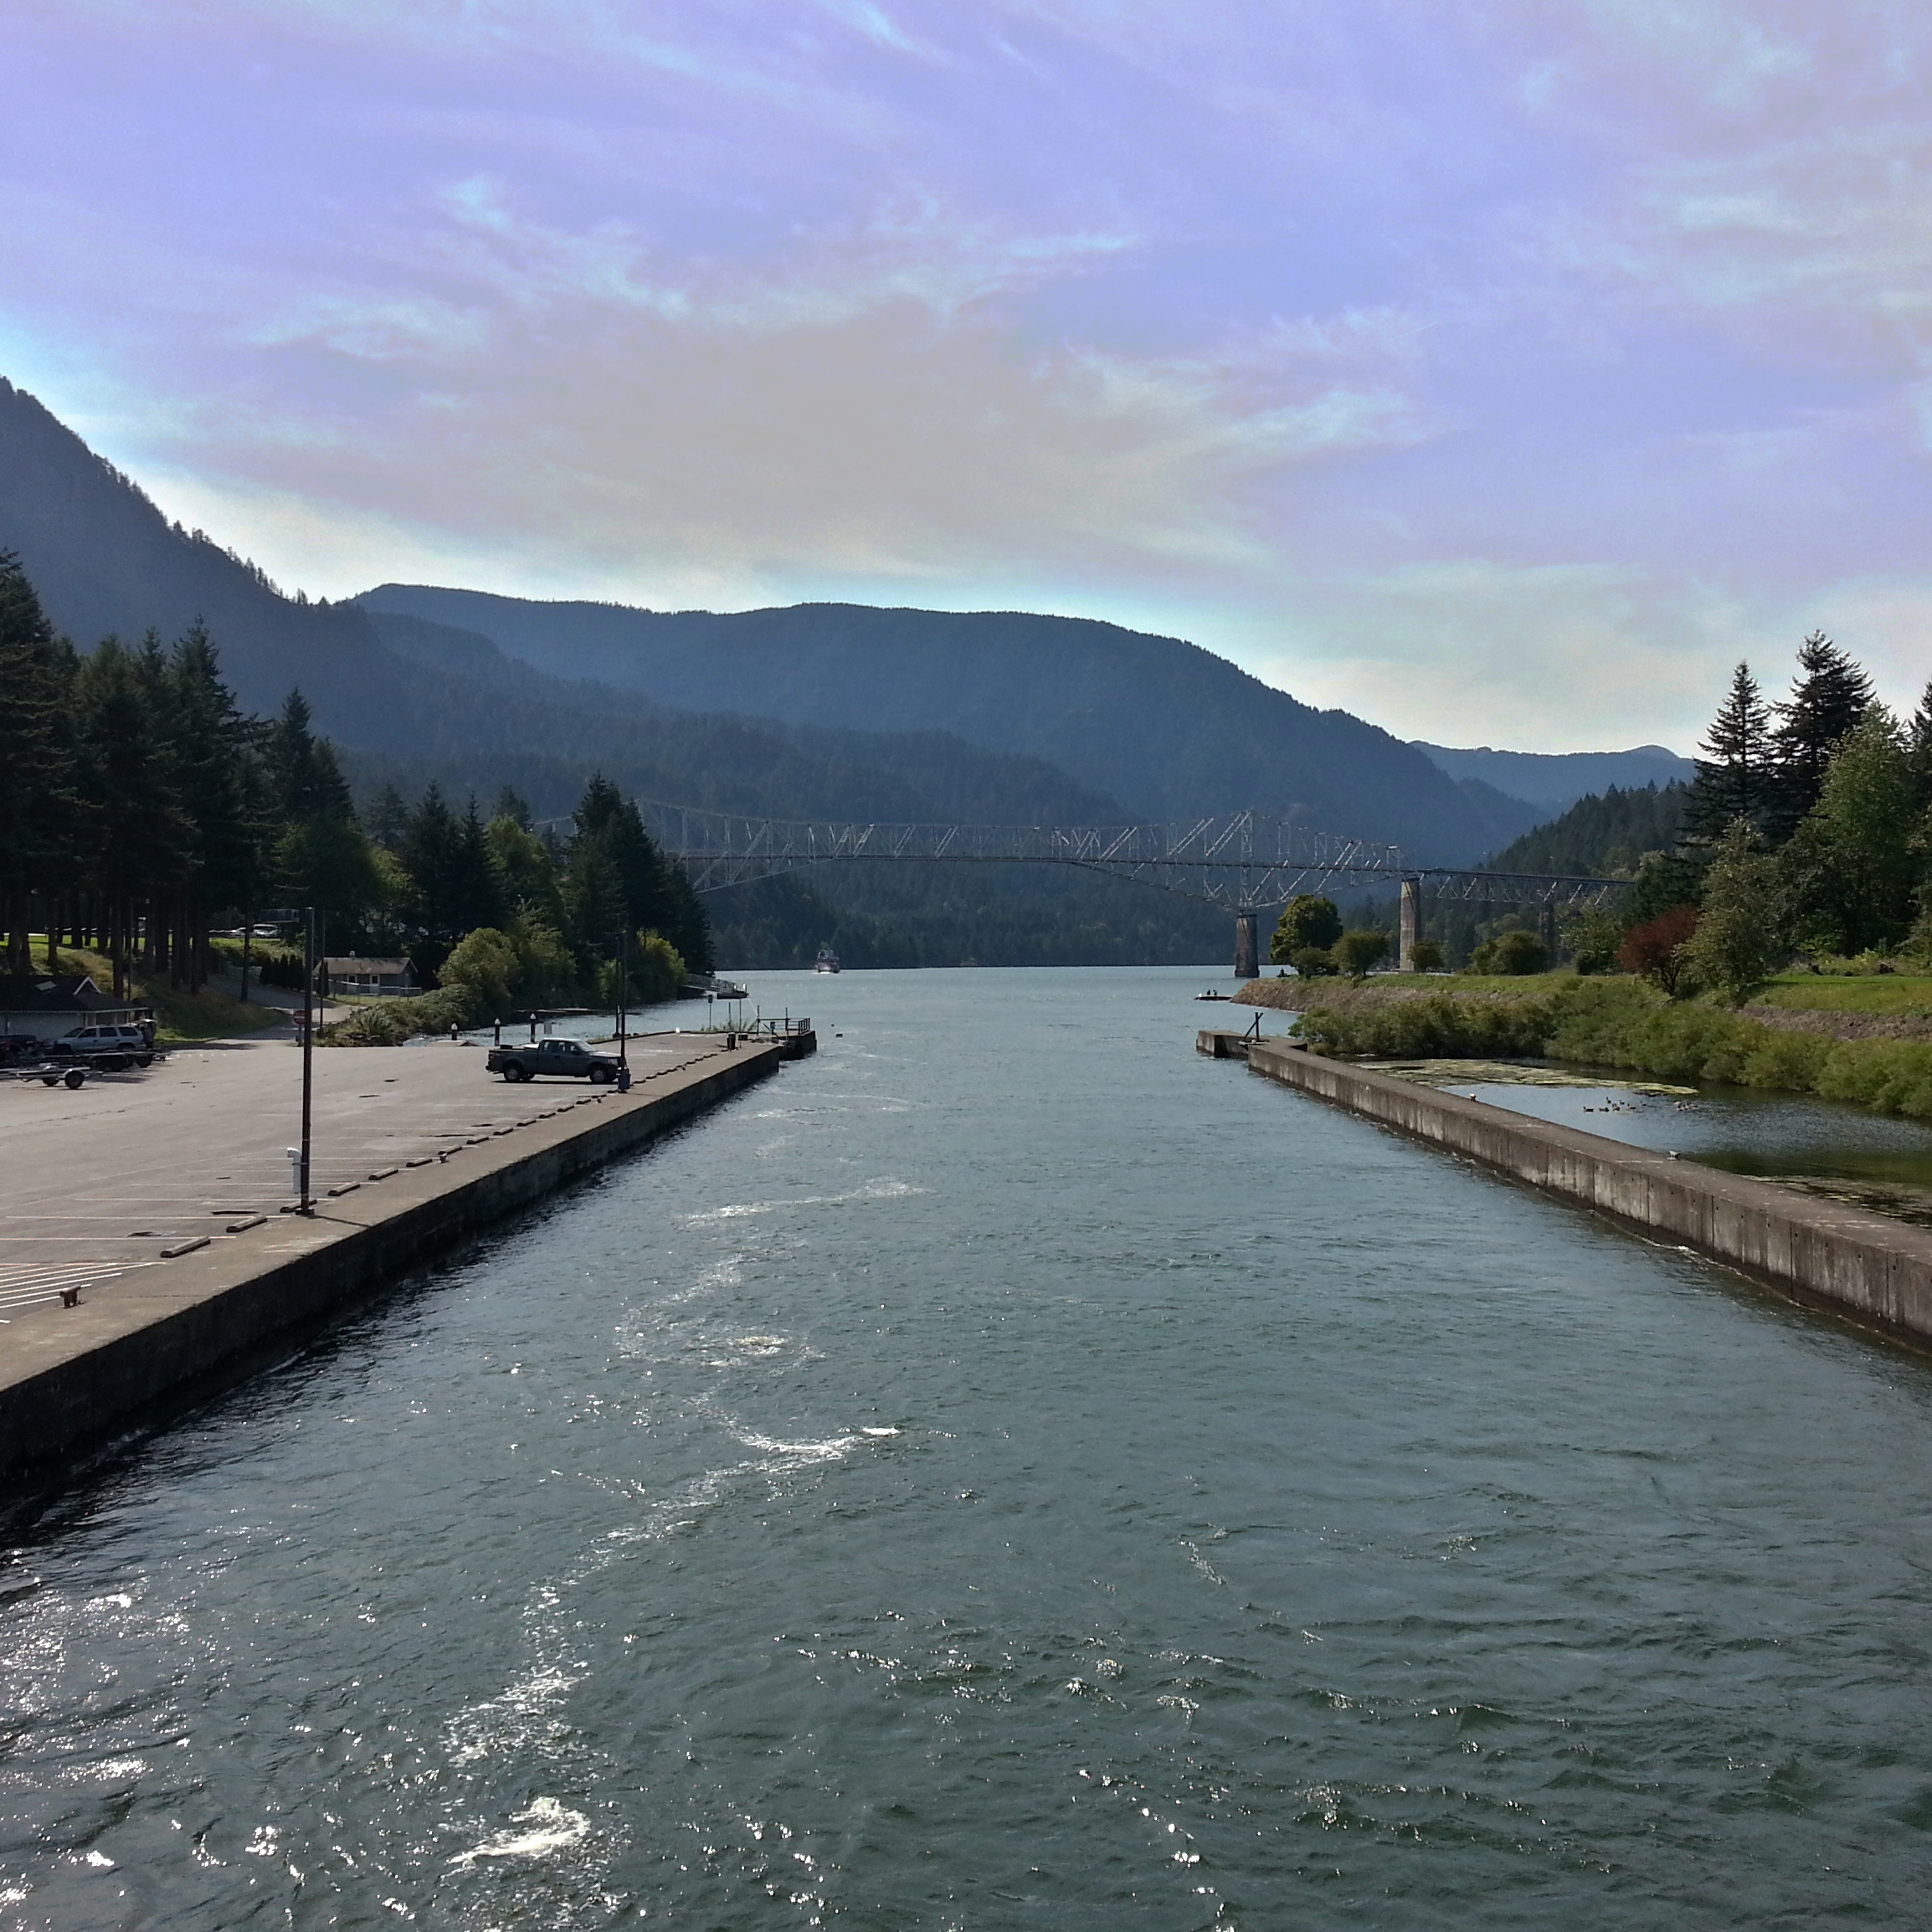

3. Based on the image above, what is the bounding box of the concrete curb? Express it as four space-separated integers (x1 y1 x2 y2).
0 1042 789 1477
1235 1036 1932 1349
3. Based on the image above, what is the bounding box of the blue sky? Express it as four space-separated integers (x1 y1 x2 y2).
5 1 1931 751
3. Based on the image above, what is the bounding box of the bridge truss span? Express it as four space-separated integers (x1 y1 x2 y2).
642 799 1633 978
641 801 1626 915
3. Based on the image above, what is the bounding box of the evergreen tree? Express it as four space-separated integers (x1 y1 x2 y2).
450 795 506 935
1681 818 1782 1005
1685 664 1775 842
0 554 80 973
265 689 381 942
1908 680 1932 812
160 623 269 987
76 639 193 994
1770 631 1873 838
362 783 411 850
403 784 464 943
1778 708 1919 954
565 774 712 972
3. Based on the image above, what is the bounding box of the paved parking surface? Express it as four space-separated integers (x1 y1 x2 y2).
0 1030 728 1327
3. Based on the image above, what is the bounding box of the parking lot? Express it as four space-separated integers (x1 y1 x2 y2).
0 1029 727 1327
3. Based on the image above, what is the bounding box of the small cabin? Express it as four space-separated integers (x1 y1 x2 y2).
0 974 150 1041
321 956 420 998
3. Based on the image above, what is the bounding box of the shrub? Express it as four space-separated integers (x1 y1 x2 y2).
321 984 481 1046
1618 905 1698 995
1288 947 1337 979
1295 991 1556 1058
1408 939 1445 973
439 927 520 1015
1470 931 1548 976
1334 930 1390 980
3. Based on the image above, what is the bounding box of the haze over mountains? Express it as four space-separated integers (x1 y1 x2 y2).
0 372 1686 909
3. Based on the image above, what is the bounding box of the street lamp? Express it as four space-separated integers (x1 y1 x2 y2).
297 903 315 1214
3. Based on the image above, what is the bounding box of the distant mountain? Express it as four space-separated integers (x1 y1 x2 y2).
0 377 1118 828
1415 741 1694 814
356 585 1536 864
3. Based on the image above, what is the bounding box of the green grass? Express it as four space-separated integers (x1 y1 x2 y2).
30 940 285 1045
1750 972 1932 1016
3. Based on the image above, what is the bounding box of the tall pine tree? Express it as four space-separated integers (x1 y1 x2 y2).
1770 631 1873 838
0 554 80 974
1685 663 1774 843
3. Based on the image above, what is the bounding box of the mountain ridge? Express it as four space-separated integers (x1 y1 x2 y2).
355 583 1542 861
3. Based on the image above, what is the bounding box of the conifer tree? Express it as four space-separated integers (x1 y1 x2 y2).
1685 664 1774 841
1770 631 1873 838
1778 707 1919 954
0 554 80 974
1907 680 1932 811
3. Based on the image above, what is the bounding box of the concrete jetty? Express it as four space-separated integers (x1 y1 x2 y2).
1206 1030 1932 1349
0 1030 802 1475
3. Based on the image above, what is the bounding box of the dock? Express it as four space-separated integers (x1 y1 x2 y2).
0 1029 804 1476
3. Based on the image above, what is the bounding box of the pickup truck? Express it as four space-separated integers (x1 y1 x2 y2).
485 1037 622 1083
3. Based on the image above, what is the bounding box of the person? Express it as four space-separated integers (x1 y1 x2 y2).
450 1022 460 1043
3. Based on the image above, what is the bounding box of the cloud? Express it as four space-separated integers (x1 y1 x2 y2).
172 188 1444 595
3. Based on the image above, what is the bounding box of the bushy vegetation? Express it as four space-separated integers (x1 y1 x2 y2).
1296 989 1560 1058
1295 976 1932 1122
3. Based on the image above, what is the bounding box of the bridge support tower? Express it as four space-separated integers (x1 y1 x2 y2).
1234 911 1260 980
1399 876 1422 973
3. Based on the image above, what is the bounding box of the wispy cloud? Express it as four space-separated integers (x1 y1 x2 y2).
7 1 1932 748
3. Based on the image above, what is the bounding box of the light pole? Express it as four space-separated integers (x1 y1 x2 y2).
615 927 629 1071
297 903 315 1214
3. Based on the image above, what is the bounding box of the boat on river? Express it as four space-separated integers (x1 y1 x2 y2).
814 948 841 974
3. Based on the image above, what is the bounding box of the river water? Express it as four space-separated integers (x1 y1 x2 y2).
8 967 1932 1929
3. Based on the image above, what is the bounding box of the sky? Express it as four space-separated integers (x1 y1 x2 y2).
4 2 1931 753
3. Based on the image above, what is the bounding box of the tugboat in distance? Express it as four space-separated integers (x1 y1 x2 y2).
814 946 842 974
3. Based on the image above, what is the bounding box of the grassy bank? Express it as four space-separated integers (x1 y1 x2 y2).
1291 976 1932 1122
28 941 286 1045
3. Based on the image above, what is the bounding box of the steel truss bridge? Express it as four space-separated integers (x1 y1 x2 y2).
639 802 1627 974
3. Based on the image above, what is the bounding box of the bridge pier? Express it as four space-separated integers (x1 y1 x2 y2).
1398 876 1421 972
1234 912 1260 980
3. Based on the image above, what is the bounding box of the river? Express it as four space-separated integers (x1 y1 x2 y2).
6 967 1932 1929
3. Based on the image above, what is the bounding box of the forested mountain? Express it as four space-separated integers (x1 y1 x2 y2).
354 585 1540 862
1486 783 1690 876
1415 742 1694 814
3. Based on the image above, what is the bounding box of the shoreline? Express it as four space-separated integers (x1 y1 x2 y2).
1212 1030 1932 1351
0 1036 800 1478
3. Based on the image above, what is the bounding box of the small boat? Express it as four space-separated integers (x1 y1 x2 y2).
1195 989 1231 1001
814 947 841 974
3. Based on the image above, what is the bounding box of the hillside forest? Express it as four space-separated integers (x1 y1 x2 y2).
0 556 711 1023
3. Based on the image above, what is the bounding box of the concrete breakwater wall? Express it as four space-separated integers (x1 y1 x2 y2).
0 1040 794 1479
1222 1032 1932 1349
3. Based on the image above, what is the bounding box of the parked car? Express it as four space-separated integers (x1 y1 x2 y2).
485 1037 622 1083
50 1023 157 1070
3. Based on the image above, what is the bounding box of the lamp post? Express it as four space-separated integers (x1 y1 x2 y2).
297 904 315 1214
615 927 629 1072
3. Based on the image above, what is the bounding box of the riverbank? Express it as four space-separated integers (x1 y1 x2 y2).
1230 1033 1932 1349
1236 967 1932 1043
0 1031 797 1476
1238 975 1932 1122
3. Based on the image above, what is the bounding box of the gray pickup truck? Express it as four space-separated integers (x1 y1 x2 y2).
485 1037 622 1083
